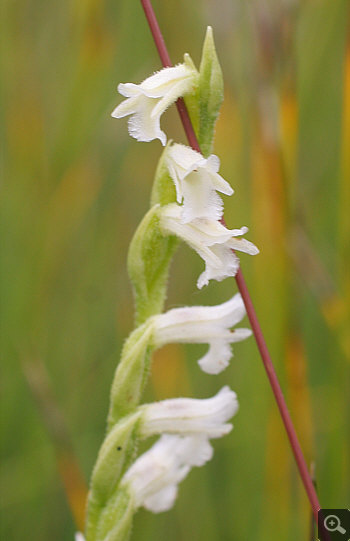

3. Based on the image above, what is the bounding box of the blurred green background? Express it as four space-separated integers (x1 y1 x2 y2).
1 0 349 539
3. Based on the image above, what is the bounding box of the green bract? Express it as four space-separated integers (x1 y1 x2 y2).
127 206 178 326
185 26 224 157
150 143 177 207
94 488 134 541
107 323 153 427
86 416 141 541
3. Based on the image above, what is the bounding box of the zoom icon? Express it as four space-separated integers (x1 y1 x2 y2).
318 509 350 540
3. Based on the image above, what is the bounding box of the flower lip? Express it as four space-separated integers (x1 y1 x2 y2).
165 144 233 223
159 203 259 288
122 434 213 513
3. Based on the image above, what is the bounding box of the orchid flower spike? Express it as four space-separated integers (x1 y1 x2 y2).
159 203 259 289
111 56 198 145
140 386 238 438
150 293 251 374
121 434 213 513
165 143 233 223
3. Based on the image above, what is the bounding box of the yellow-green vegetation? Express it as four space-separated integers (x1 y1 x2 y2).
1 0 349 540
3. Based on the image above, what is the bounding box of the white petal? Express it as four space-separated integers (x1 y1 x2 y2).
228 236 260 255
165 144 233 222
197 245 240 289
183 435 213 466
143 484 178 513
140 64 195 96
206 153 220 173
152 294 251 374
128 96 166 145
228 328 253 342
141 386 238 438
160 204 232 245
203 293 247 328
197 341 233 374
111 95 140 119
159 202 258 288
117 82 141 98
153 293 247 345
181 170 224 223
122 434 213 512
167 143 203 174
75 534 85 541
112 65 198 145
206 163 233 197
151 78 196 119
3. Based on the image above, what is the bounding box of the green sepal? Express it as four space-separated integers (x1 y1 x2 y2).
184 26 224 157
91 413 142 504
127 205 178 326
86 413 141 541
107 322 153 429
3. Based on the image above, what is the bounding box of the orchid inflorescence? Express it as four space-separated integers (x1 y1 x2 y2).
81 27 258 541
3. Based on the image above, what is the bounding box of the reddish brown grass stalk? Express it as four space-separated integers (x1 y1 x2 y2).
140 0 321 521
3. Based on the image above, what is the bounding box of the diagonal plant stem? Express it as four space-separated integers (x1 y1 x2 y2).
309 463 318 541
140 0 321 520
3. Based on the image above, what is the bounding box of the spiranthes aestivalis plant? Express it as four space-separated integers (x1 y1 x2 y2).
77 26 259 541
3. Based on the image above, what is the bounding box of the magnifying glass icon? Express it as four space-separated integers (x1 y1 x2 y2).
324 514 346 534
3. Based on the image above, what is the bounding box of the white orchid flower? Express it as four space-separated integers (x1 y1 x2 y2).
121 434 213 513
140 386 238 438
111 57 198 145
150 293 251 374
165 143 233 223
159 203 259 289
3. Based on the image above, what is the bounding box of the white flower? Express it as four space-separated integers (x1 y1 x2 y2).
121 434 213 513
140 386 238 438
159 203 259 289
75 534 85 541
111 58 198 145
151 293 251 374
165 143 233 223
